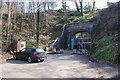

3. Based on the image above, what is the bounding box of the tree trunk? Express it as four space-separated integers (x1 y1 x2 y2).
62 0 67 24
33 2 36 32
36 9 40 48
47 3 50 10
0 0 3 23
74 0 80 12
0 0 3 52
92 0 95 15
5 2 11 51
79 0 83 16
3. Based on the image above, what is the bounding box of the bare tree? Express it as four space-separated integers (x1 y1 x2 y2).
36 3 42 48
74 0 80 12
79 0 83 16
62 0 67 24
0 0 3 23
0 0 3 52
92 0 95 14
7 2 11 43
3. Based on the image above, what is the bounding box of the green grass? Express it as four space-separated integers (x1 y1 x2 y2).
67 10 98 24
90 35 118 64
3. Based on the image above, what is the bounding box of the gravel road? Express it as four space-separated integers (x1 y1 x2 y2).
1 51 119 78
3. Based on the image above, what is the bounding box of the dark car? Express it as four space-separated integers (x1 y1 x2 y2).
13 48 46 63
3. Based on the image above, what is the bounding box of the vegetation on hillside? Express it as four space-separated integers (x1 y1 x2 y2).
90 2 119 65
1 1 97 51
90 35 118 64
1 0 119 65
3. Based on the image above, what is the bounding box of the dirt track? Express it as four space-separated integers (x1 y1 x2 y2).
2 51 119 78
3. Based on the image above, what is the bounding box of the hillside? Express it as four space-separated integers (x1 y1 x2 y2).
90 2 119 64
2 8 97 50
1 1 119 65
2 10 64 50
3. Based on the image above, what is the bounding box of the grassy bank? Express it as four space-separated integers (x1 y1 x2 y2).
90 35 118 64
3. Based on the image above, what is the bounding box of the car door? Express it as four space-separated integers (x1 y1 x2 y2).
23 48 32 60
17 48 26 60
24 48 34 60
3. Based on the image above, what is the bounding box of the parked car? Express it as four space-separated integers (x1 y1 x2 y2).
13 48 46 63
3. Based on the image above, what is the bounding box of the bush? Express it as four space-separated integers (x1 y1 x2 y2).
90 35 118 64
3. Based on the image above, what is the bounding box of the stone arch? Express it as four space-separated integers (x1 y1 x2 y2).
73 31 90 38
68 29 90 38
49 22 93 51
66 22 93 50
67 30 91 50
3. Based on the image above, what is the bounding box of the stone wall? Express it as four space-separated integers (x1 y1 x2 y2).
49 22 93 51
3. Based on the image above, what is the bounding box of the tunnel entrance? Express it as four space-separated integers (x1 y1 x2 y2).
49 22 93 51
69 31 91 52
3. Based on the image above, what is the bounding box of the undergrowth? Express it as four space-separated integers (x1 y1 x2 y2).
90 35 118 64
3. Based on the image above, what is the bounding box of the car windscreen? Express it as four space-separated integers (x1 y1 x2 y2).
36 49 45 52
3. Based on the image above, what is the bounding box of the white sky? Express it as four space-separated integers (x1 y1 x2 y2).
3 0 120 10
95 0 119 9
63 0 120 10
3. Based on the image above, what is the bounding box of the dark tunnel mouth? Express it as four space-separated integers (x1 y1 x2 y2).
73 31 90 38
68 31 91 50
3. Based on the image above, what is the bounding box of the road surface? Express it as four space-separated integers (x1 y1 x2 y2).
1 51 119 78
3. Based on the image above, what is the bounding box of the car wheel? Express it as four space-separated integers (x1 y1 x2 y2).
27 56 32 63
13 55 17 60
40 59 44 62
